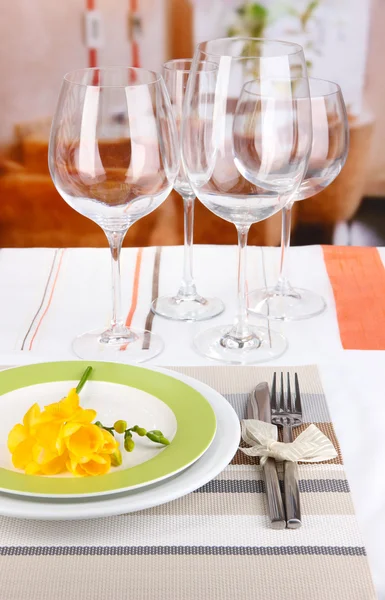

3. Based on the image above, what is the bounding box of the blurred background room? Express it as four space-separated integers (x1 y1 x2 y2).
0 0 384 248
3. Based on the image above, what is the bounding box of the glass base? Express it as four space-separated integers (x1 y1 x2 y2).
152 294 224 322
248 287 327 321
72 327 164 364
193 324 287 365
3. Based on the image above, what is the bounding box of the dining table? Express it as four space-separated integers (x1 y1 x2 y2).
0 243 384 599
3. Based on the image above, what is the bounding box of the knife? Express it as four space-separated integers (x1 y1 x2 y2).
248 382 286 529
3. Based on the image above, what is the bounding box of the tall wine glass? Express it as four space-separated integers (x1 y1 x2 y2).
49 67 178 362
248 78 349 320
152 59 225 321
182 38 312 364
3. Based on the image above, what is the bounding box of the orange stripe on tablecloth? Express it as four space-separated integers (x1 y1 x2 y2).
125 248 143 327
322 245 385 350
28 249 66 351
120 248 143 351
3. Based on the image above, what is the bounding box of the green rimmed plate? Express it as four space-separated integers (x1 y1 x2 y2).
0 361 217 498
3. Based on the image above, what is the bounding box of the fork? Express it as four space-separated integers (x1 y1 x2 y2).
271 372 303 529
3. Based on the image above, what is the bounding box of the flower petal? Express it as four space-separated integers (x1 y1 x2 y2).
24 461 41 475
40 454 68 475
61 422 82 438
22 403 42 433
44 388 80 420
35 421 62 453
35 411 57 425
32 443 58 466
55 424 67 455
81 455 111 476
66 454 88 477
70 408 97 424
100 428 118 454
11 437 35 470
86 453 109 465
7 424 28 453
65 424 104 459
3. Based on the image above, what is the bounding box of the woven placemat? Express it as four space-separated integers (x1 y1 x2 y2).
0 365 376 600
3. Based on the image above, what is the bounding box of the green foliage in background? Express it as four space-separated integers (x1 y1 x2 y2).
227 1 323 74
227 2 270 77
228 3 269 39
288 1 320 31
228 0 322 38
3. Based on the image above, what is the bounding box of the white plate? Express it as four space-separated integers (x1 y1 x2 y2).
0 368 240 520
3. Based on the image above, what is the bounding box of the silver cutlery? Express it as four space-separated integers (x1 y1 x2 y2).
248 382 286 529
271 372 303 529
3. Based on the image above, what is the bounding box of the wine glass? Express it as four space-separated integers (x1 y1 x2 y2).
49 67 178 362
151 59 225 321
247 78 349 320
182 38 312 364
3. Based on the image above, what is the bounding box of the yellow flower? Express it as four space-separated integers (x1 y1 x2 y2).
7 388 118 477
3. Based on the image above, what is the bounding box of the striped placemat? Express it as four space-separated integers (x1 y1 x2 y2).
0 365 376 600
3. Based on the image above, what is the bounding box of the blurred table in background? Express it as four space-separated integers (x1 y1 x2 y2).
298 114 375 228
0 112 374 248
0 125 288 248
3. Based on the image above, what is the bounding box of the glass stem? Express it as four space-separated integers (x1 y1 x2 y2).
232 224 251 339
106 230 126 334
178 194 197 298
276 201 294 295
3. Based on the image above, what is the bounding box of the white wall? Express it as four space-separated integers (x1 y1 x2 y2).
364 0 385 190
0 0 166 146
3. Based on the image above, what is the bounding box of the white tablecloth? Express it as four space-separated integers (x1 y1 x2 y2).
0 244 384 599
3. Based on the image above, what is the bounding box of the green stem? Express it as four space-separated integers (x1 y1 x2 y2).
96 420 170 447
95 421 115 436
76 366 93 394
